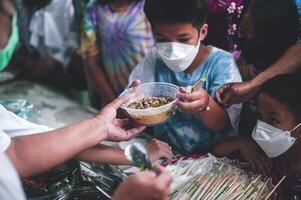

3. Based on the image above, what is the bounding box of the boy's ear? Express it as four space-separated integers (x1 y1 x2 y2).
199 24 208 41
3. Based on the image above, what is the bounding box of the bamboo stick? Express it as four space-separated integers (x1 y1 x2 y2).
264 176 286 200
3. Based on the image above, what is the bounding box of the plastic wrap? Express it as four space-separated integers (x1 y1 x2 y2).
0 98 34 120
167 155 279 200
22 161 127 200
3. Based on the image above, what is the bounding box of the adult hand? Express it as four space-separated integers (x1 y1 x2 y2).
215 80 260 107
96 96 146 142
176 87 210 115
112 170 172 200
237 137 272 176
147 139 173 164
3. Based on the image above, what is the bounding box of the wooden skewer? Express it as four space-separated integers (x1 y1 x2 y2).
217 176 240 200
205 175 226 199
256 179 269 199
264 176 286 200
186 76 210 111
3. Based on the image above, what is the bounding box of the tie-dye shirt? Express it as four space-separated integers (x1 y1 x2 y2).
129 47 242 154
82 0 154 95
295 0 301 41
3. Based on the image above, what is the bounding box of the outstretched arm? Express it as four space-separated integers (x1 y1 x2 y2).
6 97 145 178
216 43 301 106
76 139 173 165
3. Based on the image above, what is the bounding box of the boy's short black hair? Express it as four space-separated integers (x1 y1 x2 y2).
144 0 209 29
260 73 301 122
249 0 299 58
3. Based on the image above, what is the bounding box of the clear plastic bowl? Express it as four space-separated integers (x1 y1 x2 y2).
119 82 179 126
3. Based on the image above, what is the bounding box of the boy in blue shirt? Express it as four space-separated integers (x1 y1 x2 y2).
129 0 242 154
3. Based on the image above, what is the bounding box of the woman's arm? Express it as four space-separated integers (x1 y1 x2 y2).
6 117 107 178
216 44 301 106
77 144 131 165
255 43 301 86
76 139 173 165
5 97 145 178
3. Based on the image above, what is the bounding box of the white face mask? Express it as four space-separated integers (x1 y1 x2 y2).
155 36 201 72
252 120 301 158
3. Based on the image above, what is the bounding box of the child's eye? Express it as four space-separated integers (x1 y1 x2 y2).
156 38 168 43
178 38 191 43
268 117 279 125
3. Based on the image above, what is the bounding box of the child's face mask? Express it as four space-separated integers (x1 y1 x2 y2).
155 36 201 72
0 14 19 71
252 120 301 158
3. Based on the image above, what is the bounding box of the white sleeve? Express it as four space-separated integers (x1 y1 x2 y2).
0 130 11 153
226 104 242 133
0 153 26 200
0 105 53 138
128 48 157 86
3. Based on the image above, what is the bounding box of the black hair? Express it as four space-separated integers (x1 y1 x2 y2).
248 0 299 58
260 73 301 123
144 0 209 29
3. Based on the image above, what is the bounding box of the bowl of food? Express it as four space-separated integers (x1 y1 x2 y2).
119 82 179 126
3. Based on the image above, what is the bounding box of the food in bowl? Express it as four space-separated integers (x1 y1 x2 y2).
119 82 178 126
128 97 174 109
128 106 176 125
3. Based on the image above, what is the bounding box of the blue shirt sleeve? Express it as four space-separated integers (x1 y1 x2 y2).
209 51 242 97
209 49 242 132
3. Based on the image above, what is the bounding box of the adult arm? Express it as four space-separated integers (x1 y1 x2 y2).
255 43 301 86
216 43 301 106
76 139 173 165
5 97 145 178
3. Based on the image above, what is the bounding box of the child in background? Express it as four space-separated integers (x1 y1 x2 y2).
213 74 301 198
82 0 154 108
129 0 242 154
13 0 80 87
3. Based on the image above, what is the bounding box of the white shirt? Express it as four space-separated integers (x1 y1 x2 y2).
0 105 51 140
29 0 78 68
0 105 52 200
0 153 26 200
0 130 11 153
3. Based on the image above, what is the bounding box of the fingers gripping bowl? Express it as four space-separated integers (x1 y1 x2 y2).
119 82 179 126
